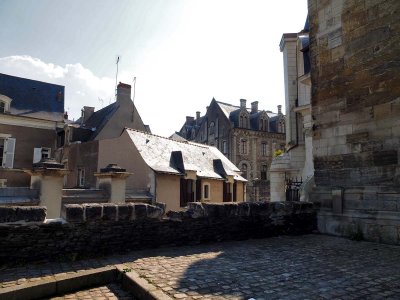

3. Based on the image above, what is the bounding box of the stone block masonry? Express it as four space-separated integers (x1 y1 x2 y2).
308 0 400 243
0 202 316 266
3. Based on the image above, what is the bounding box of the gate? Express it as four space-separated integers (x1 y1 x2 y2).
285 177 302 201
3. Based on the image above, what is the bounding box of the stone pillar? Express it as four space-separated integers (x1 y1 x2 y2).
95 164 131 204
28 159 69 219
269 153 292 202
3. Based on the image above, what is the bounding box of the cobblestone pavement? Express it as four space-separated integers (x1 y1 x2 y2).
46 283 134 300
1 234 400 299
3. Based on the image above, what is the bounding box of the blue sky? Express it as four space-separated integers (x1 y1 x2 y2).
0 0 308 136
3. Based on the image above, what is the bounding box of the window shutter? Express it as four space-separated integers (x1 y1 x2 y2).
3 138 16 168
33 148 42 163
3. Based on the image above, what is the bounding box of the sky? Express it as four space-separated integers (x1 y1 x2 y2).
0 0 308 137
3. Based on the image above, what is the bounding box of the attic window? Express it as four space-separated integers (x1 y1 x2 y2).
0 94 12 114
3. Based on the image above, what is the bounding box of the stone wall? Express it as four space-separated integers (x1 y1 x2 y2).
0 202 316 266
308 0 400 243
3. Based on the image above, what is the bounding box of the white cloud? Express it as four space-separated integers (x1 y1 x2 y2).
0 55 115 121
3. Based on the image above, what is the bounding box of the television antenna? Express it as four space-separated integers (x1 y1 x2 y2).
114 55 120 100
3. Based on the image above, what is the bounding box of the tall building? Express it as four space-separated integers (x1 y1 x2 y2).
178 98 285 201
270 17 314 202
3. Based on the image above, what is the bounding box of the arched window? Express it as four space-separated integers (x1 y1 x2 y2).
241 164 248 179
261 165 268 180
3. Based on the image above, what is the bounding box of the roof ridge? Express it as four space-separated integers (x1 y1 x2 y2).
125 127 211 149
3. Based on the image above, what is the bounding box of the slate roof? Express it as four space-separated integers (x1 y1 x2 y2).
0 73 65 121
126 128 246 182
215 100 280 131
82 102 118 140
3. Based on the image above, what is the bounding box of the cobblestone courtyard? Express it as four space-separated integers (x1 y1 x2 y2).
1 234 400 299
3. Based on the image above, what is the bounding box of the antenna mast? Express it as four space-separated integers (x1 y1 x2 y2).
132 76 136 122
115 56 120 100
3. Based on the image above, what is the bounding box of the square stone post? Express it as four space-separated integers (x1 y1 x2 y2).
94 164 131 204
27 159 69 219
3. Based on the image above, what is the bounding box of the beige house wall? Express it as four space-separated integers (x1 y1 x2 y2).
98 131 153 192
236 182 245 202
95 95 146 141
155 173 181 211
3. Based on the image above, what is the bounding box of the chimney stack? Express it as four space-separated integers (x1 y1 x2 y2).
251 101 259 113
81 106 95 124
240 99 247 109
196 111 200 120
116 82 131 101
186 116 194 124
278 105 282 115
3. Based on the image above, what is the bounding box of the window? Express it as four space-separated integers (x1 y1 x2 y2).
33 147 51 163
261 165 268 180
0 95 12 114
0 137 15 168
222 141 227 154
77 168 85 187
278 118 285 133
203 183 210 200
241 164 248 179
209 122 215 135
240 139 247 154
261 142 268 156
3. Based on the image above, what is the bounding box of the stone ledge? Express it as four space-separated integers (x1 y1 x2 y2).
0 266 117 300
118 265 173 300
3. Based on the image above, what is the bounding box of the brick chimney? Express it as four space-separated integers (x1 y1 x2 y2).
186 116 194 124
196 111 201 125
116 82 131 101
251 101 259 113
240 99 247 109
81 106 94 124
278 105 282 115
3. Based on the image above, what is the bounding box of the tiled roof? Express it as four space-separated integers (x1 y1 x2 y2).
0 73 64 121
126 128 246 181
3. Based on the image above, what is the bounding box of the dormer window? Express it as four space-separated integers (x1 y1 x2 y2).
239 111 249 129
278 117 286 133
0 94 12 114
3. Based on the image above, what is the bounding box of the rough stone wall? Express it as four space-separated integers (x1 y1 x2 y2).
309 0 400 242
0 202 316 266
309 0 400 186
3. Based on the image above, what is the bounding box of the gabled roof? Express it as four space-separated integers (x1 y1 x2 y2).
125 128 246 181
82 102 118 140
215 100 281 131
0 73 64 121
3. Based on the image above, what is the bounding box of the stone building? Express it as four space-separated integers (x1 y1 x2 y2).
0 73 66 187
178 98 286 201
270 18 314 202
309 0 400 244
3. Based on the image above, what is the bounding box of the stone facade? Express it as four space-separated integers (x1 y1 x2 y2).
270 20 315 202
308 0 400 243
0 202 316 265
178 99 286 201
